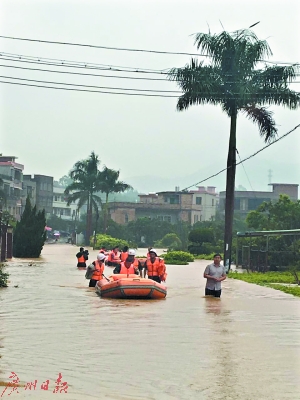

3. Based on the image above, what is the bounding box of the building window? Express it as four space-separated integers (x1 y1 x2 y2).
240 199 246 211
212 199 214 206
163 216 171 223
193 215 199 223
196 197 202 205
200 215 202 221
125 213 129 223
170 196 179 205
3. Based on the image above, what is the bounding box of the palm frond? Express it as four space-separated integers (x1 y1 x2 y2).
252 65 299 87
242 105 277 142
252 87 300 109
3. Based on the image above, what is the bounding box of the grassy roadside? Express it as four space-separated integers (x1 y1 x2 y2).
228 271 300 297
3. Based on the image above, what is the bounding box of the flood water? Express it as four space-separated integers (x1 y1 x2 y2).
0 244 300 399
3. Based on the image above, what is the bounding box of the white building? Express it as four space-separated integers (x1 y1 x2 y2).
190 186 218 223
52 185 80 221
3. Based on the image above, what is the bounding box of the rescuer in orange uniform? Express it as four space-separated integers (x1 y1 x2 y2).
113 249 142 275
107 246 121 267
120 246 129 262
144 249 167 283
76 247 88 268
89 253 106 287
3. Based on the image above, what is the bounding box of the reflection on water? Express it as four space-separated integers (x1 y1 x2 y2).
0 244 300 399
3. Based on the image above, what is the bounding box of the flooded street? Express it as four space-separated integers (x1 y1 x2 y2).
1 244 300 399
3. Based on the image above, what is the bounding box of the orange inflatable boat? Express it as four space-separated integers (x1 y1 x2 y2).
95 274 167 299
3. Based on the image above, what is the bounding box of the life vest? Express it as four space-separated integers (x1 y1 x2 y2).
119 261 137 275
120 252 128 262
108 250 120 263
146 257 165 277
77 255 85 263
91 260 104 281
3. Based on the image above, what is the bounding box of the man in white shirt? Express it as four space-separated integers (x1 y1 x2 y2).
203 253 226 298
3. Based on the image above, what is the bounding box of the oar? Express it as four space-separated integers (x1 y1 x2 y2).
102 273 110 282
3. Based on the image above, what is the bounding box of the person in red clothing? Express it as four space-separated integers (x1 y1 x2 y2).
89 253 106 287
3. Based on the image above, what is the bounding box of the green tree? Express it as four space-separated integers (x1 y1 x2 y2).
155 233 182 250
99 166 132 233
169 28 300 268
126 218 174 247
13 197 46 257
0 177 7 207
189 228 215 244
58 175 73 187
64 152 103 244
246 194 300 230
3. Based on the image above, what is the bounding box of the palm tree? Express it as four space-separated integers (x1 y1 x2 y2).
65 152 103 244
168 28 300 269
99 166 132 232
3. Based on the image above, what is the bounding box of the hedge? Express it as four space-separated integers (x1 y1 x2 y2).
163 251 194 265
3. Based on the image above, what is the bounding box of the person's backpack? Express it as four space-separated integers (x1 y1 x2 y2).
85 264 95 279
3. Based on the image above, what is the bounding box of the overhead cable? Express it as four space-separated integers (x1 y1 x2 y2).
1 74 299 95
0 35 298 65
0 74 181 93
182 123 300 191
1 64 300 84
0 79 179 97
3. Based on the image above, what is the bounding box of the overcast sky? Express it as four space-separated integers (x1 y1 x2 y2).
0 0 299 193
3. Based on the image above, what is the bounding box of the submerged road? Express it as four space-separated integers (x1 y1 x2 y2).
0 244 299 399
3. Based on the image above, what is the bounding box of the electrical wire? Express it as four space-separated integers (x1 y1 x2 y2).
0 63 169 81
1 64 300 84
0 74 182 93
236 149 257 194
0 52 299 77
0 79 179 97
0 35 298 66
0 35 207 57
1 75 299 96
0 51 168 73
0 55 170 75
181 123 300 191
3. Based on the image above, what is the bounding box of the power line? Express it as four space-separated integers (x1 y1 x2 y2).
0 55 170 75
2 75 299 96
0 34 208 57
0 63 169 81
1 52 300 77
0 51 168 74
1 64 300 84
0 79 179 97
0 35 298 66
0 74 182 93
236 149 257 194
182 123 300 191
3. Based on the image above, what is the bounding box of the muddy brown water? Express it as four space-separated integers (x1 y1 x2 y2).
0 244 299 399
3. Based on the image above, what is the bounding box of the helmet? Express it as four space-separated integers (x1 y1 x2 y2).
149 248 157 256
128 249 136 256
97 253 106 261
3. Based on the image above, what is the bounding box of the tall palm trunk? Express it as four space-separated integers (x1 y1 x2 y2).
86 193 93 245
103 192 109 234
224 109 237 271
